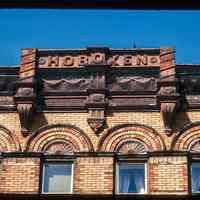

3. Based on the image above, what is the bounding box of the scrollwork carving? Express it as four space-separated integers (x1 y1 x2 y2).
109 76 157 92
158 86 177 96
43 78 90 92
16 88 34 97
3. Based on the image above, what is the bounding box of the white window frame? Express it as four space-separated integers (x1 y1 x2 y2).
42 161 74 194
116 162 147 194
191 162 200 193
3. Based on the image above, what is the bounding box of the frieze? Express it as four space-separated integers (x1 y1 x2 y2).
42 78 91 92
38 48 160 68
2 47 200 114
108 76 157 92
109 96 157 108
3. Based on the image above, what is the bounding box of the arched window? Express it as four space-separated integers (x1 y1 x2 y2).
26 124 93 194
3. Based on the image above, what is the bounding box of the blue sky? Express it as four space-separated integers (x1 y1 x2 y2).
0 9 199 65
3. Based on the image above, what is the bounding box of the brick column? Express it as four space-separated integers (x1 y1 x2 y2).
158 47 179 136
14 48 38 136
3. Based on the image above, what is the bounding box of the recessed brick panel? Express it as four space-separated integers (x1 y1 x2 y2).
0 158 40 193
74 157 113 194
149 156 188 194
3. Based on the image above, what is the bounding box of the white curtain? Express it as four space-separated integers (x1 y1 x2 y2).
44 164 72 193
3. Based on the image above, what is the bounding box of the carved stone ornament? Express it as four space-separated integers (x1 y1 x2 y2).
16 87 34 97
190 140 200 152
45 142 75 154
87 94 105 105
158 86 177 96
17 103 34 136
87 118 105 133
160 102 176 136
87 109 105 133
117 140 147 154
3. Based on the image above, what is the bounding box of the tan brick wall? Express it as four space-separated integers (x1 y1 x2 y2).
74 157 113 194
0 111 200 194
149 156 188 194
0 158 40 193
30 112 163 151
2 111 200 151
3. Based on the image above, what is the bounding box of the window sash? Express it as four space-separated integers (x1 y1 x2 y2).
116 162 147 194
191 162 200 193
42 162 74 194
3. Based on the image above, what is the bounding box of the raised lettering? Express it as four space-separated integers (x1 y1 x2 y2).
150 56 158 64
124 55 132 66
63 56 74 66
110 55 120 66
136 55 148 65
47 56 59 67
39 57 46 65
91 53 105 64
78 55 88 65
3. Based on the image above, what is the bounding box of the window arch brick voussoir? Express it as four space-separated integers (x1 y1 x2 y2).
172 122 200 152
98 123 165 152
25 124 94 153
0 126 21 152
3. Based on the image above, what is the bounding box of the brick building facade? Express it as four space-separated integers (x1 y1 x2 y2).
0 47 200 199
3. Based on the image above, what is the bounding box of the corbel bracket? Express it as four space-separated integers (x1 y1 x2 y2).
157 80 180 136
16 102 34 136
87 109 105 133
14 83 36 136
86 92 107 134
160 101 176 135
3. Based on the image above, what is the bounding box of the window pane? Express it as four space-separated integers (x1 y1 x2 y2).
192 163 200 193
43 163 72 193
118 163 145 193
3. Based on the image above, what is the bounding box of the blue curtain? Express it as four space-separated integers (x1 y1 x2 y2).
119 164 145 193
192 164 200 192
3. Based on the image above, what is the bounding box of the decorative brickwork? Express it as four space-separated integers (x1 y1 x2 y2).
149 156 188 194
0 158 40 193
99 124 165 152
74 157 113 194
0 47 200 199
117 140 147 154
45 141 74 154
0 126 20 152
172 123 200 151
26 124 94 152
